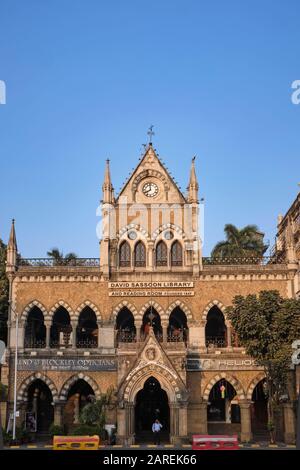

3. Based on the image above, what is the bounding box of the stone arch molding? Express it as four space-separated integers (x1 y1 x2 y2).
111 301 138 322
246 373 266 400
17 373 59 403
203 372 246 401
120 363 187 404
49 300 75 321
201 300 229 324
59 373 101 401
139 300 167 323
166 300 193 323
152 223 187 241
131 169 170 196
21 300 48 323
117 224 150 241
74 300 102 323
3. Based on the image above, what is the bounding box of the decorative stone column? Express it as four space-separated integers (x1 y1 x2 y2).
19 320 25 351
178 404 188 440
170 403 179 443
71 321 77 349
283 402 296 444
116 405 126 445
162 323 168 343
54 402 64 426
226 323 232 347
240 401 252 442
135 322 142 342
97 321 102 348
170 403 188 444
73 393 80 424
126 403 135 445
148 242 154 270
45 321 51 349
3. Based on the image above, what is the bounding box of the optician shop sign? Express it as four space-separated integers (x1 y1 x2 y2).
17 357 117 371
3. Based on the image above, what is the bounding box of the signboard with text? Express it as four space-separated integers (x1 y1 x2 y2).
17 357 117 372
186 357 263 371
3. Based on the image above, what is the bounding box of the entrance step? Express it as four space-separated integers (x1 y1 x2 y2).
135 431 170 444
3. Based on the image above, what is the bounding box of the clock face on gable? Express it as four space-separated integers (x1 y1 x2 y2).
142 181 159 198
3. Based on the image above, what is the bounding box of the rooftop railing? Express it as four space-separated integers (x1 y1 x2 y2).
202 255 286 265
17 255 286 268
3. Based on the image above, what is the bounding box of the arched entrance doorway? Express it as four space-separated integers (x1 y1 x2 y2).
63 379 95 431
27 379 54 433
207 379 241 435
135 377 169 443
251 379 268 439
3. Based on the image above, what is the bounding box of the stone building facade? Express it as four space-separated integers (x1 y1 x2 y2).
4 143 299 444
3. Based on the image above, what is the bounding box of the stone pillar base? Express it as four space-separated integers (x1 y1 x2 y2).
240 401 253 443
170 435 188 445
116 435 134 446
283 403 296 444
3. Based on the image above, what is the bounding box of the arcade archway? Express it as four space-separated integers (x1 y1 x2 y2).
26 379 54 433
135 376 169 442
251 379 268 437
63 379 95 431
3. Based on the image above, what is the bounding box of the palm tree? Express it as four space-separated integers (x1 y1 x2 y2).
47 248 63 263
211 224 268 261
47 248 78 265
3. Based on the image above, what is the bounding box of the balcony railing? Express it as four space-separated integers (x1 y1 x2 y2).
203 255 286 265
76 338 98 349
18 258 100 267
116 330 136 344
24 338 46 349
206 336 227 348
167 332 187 343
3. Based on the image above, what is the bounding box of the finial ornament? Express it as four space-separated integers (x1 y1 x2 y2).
147 125 155 144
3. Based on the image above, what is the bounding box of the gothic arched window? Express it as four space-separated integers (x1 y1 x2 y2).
156 241 168 266
134 241 146 267
171 241 183 266
119 241 131 267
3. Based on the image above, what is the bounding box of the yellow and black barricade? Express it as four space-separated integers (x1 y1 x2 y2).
53 435 100 450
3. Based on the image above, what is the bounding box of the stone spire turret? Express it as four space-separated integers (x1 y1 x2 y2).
102 159 114 204
6 219 18 274
187 156 199 203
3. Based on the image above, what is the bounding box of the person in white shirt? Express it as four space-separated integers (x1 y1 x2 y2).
152 419 163 445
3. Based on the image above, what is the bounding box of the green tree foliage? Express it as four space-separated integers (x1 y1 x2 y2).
211 224 268 260
0 239 8 343
79 387 115 437
226 290 300 442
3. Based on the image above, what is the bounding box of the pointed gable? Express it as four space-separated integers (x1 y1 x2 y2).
116 144 187 204
118 328 188 403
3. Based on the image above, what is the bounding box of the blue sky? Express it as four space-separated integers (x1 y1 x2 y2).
0 0 299 257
